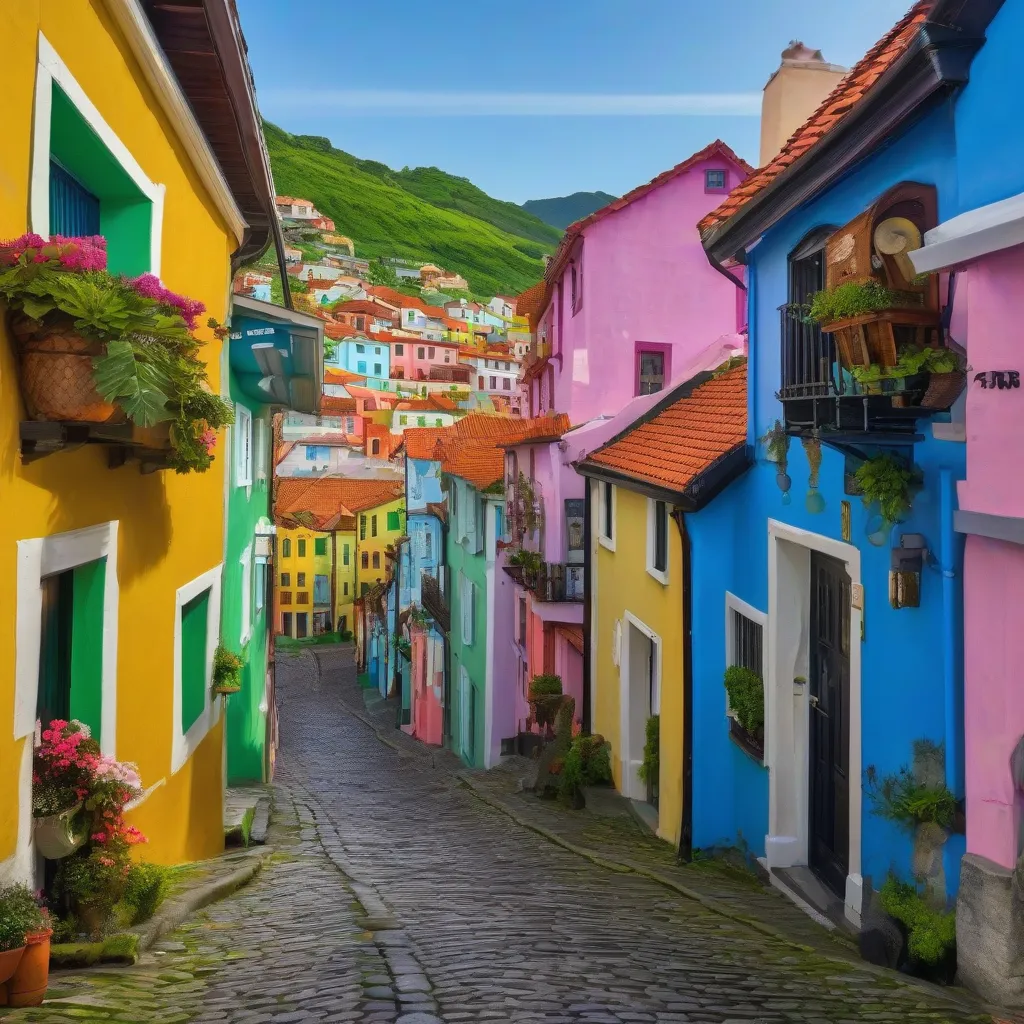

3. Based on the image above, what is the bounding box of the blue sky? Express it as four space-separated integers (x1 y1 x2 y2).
239 0 914 205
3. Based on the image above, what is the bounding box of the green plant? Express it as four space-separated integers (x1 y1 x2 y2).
0 884 48 952
212 644 243 692
801 435 822 489
638 715 660 785
807 281 921 324
240 807 256 849
511 473 544 539
854 453 917 523
528 674 564 729
864 764 957 831
724 666 764 737
114 863 170 926
879 875 956 968
850 345 961 386
759 419 789 468
559 732 612 805
528 674 562 699
508 548 542 575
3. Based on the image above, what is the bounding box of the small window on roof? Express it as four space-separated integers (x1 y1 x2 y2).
706 169 727 192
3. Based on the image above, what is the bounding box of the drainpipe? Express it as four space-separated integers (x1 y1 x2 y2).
582 480 593 734
939 468 962 795
671 508 694 863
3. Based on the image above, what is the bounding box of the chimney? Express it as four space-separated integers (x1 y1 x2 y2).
759 41 847 166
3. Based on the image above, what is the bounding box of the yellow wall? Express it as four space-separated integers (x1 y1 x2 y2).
274 526 357 635
356 498 404 596
333 530 356 633
592 482 686 846
0 0 235 868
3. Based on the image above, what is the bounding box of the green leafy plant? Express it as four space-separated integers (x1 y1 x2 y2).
724 666 764 737
559 732 612 805
879 875 956 970
854 454 917 523
638 714 660 786
528 674 564 729
864 764 957 831
508 548 542 575
212 644 243 693
0 884 48 952
850 345 961 386
114 863 170 926
759 419 789 468
807 281 922 324
801 435 822 489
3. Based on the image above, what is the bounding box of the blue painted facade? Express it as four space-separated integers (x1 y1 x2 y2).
690 103 967 905
331 337 391 380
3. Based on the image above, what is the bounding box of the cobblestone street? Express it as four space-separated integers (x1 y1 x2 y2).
4 646 999 1024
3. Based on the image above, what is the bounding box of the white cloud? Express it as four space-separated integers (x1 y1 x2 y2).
261 90 762 117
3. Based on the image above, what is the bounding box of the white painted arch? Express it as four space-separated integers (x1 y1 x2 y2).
617 610 662 802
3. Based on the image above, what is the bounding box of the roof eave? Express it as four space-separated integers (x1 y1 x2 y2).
702 22 990 264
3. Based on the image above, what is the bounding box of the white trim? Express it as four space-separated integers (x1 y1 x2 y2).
598 479 616 551
32 34 165 273
618 611 661 802
910 189 1024 274
234 405 253 488
645 497 669 585
765 519 863 925
724 592 768 760
98 0 247 245
239 544 253 646
171 564 223 775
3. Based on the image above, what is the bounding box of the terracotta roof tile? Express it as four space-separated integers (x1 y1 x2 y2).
584 364 747 493
324 367 363 385
275 477 403 529
698 2 933 238
319 396 357 417
333 299 397 319
514 280 548 332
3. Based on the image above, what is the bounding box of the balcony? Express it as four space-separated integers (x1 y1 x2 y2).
777 306 962 444
421 570 449 632
502 561 583 603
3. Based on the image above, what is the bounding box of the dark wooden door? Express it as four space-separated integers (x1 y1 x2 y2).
808 552 851 896
37 570 74 729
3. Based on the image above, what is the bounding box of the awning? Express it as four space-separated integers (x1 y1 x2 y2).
910 190 1024 274
229 295 324 413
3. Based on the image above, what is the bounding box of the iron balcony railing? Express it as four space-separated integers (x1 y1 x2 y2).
421 569 449 632
533 562 584 603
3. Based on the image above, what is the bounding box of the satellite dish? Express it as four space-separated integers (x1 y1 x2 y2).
874 217 923 285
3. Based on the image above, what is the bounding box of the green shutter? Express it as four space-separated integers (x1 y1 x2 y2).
387 510 401 531
180 589 210 732
70 558 106 741
314 537 327 556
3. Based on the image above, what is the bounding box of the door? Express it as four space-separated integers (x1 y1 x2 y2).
296 612 308 639
37 571 74 730
808 552 851 895
282 612 293 637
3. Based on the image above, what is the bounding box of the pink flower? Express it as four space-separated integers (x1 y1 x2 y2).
200 429 217 453
128 273 206 330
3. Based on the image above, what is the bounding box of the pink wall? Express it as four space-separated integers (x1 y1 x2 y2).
542 151 747 426
390 339 460 381
554 633 584 719
408 625 443 746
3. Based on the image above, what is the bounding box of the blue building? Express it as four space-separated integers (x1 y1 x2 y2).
330 336 391 381
688 0 1002 929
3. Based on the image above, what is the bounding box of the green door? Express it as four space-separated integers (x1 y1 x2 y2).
37 571 74 729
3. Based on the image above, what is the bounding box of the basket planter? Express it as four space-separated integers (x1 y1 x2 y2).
32 801 85 860
822 309 941 372
4 930 52 1008
212 683 242 696
920 370 966 411
10 314 121 424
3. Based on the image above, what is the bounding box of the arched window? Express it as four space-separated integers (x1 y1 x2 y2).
371 438 380 455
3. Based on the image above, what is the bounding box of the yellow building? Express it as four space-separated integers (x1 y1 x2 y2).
577 366 747 848
274 478 404 636
0 0 284 879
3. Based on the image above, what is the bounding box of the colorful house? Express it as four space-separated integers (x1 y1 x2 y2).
907 0 1024 1002
332 335 391 381
577 365 748 848
694 0 985 928
1 0 284 880
223 296 323 784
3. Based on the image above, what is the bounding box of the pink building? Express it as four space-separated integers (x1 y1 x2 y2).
388 334 461 381
407 622 444 745
506 140 751 734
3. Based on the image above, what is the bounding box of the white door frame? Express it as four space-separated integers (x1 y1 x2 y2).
765 519 864 924
618 611 661 801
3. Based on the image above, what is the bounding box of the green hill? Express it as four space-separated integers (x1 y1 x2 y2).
522 192 617 230
264 123 551 297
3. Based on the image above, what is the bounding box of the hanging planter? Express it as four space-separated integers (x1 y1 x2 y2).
211 644 243 695
760 420 792 506
854 454 919 525
802 436 825 514
32 801 85 860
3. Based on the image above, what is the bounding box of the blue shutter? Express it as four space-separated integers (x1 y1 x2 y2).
49 161 100 237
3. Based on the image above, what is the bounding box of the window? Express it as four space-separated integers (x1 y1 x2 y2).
180 588 210 732
361 583 369 596
400 415 408 426
647 499 669 583
343 582 349 596
705 169 727 192
346 418 355 433
418 347 426 359
502 378 511 390
372 552 381 569
280 591 293 605
444 352 450 363
428 347 435 359
297 592 309 605
460 573 475 645
235 404 252 486
315 538 327 556
725 593 767 758
255 562 266 614
305 446 318 461
489 376 497 390
357 360 367 374
282 538 291 558
280 572 291 586
340 614 347 631
355 317 365 331
387 510 401 531
360 515 367 540
50 161 100 236
356 343 365 353
417 416 426 427
375 347 382 355
298 539 306 558
361 551 369 570
425 532 433 559
478 376 484 390
782 229 831 396
255 418 268 482
297 572 306 587
240 546 253 644
374 363 382 376
282 611 292 636
637 348 666 396
407 311 415 322
371 439 381 455
518 595 527 648
343 544 350 565
435 418 443 426
599 481 615 549
371 515 378 537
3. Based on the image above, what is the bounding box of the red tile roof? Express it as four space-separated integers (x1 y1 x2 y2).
324 367 363 385
698 2 933 238
584 364 747 493
319 396 357 417
549 140 753 284
275 477 403 529
333 299 397 319
515 280 548 332
498 413 572 446
401 427 451 461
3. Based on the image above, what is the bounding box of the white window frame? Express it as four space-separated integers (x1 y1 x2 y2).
459 666 473 761
254 560 266 616
31 33 165 274
239 544 253 645
646 497 669 585
598 480 616 550
724 592 768 753
461 572 475 646
235 404 253 488
254 417 268 482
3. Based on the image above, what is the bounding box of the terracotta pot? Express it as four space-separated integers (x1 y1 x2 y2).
5 930 51 1008
33 801 85 860
0 947 26 997
10 312 122 423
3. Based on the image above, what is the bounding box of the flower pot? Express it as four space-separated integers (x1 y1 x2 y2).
212 684 242 696
33 801 85 860
0 947 26 994
10 313 121 424
5 930 51 1008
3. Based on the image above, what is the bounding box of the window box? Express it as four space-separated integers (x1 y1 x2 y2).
729 716 764 762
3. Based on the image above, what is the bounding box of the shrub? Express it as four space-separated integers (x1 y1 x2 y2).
115 863 171 926
724 667 764 736
212 644 243 692
879 875 956 971
864 764 957 831
528 674 564 729
638 715 660 785
807 281 920 324
528 674 562 700
0 884 48 951
854 454 917 524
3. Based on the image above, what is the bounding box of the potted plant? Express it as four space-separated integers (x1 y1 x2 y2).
32 720 98 860
211 644 243 695
0 886 51 1008
528 674 564 730
854 453 918 525
0 234 233 473
724 666 765 760
507 547 542 587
